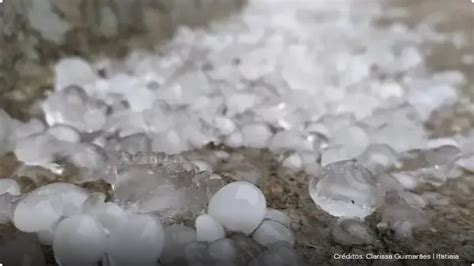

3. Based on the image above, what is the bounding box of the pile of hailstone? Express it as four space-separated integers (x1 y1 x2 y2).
0 0 473 264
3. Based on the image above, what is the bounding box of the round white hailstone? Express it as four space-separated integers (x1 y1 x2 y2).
47 124 81 143
252 220 295 247
208 181 266 235
264 209 291 228
162 225 197 264
196 214 225 242
13 183 89 232
225 130 244 148
107 214 165 265
55 57 98 90
0 178 21 196
309 160 382 219
241 123 273 148
53 214 107 265
282 153 303 171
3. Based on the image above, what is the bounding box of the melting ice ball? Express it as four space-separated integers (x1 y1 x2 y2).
309 160 381 219
208 181 266 235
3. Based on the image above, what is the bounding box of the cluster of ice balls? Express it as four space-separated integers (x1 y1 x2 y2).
0 177 302 265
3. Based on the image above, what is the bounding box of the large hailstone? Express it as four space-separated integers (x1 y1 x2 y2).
13 183 89 232
107 214 165 265
309 160 381 219
53 214 107 266
208 181 266 235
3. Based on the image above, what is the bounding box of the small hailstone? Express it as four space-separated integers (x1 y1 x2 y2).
13 183 89 232
282 152 303 171
53 214 107 266
196 214 226 242
54 57 98 90
14 119 46 139
0 178 21 196
264 209 291 228
225 130 244 148
252 220 296 247
14 133 63 167
162 225 197 264
357 144 397 175
208 181 267 235
47 124 81 142
241 123 273 148
107 214 165 265
309 160 382 219
331 217 376 245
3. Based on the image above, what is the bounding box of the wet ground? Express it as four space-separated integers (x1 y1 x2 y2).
0 0 473 265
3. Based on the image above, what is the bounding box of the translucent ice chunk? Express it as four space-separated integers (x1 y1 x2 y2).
47 124 81 143
309 160 381 218
208 181 266 235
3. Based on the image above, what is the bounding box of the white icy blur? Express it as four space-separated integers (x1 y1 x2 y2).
21 0 464 167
